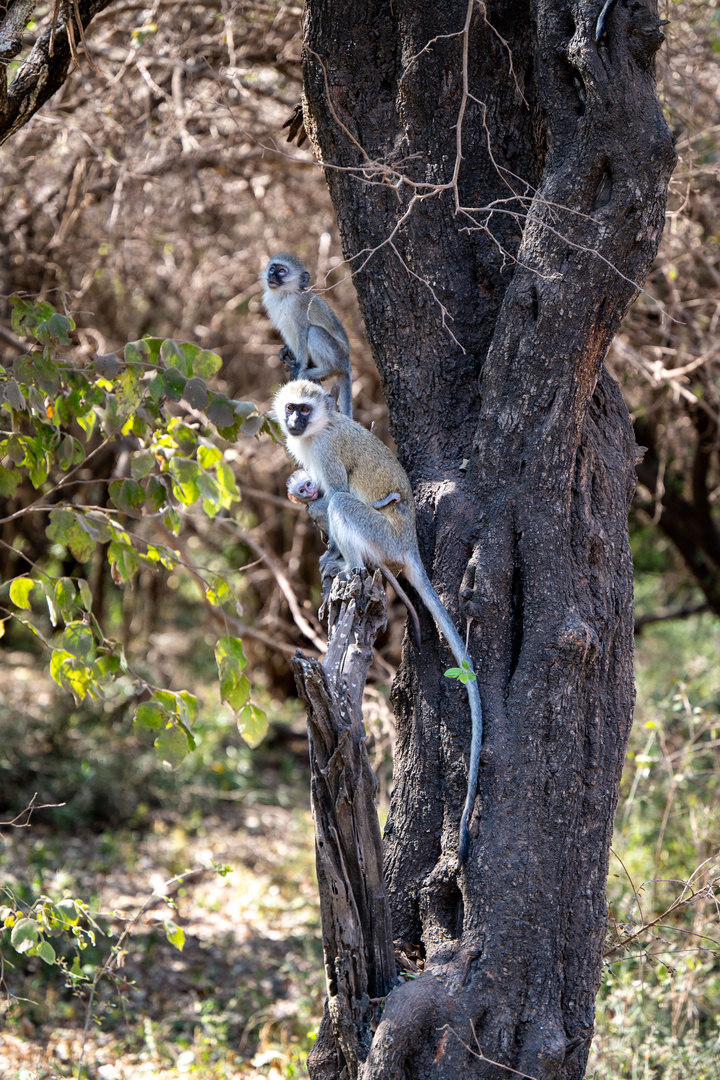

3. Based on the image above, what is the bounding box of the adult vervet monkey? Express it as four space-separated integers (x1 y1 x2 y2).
275 379 483 865
263 253 353 418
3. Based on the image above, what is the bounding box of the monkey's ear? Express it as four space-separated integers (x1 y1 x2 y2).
299 270 311 290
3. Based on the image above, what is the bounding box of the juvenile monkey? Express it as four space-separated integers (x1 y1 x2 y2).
286 468 420 648
275 380 483 865
263 253 353 418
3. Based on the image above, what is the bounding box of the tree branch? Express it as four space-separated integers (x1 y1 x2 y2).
0 0 117 146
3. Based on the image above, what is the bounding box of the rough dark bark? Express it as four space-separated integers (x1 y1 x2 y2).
301 1 676 1078
0 0 116 146
293 570 397 1080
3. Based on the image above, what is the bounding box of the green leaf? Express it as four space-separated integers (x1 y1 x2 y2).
124 339 150 365
164 920 185 952
182 377 208 410
4 377 26 411
206 577 232 606
91 654 120 681
95 352 120 378
116 368 143 418
26 447 49 488
50 650 91 702
160 339 186 374
206 393 235 431
163 368 187 402
219 656 251 711
180 341 200 371
239 414 264 437
232 400 258 420
176 690 198 724
35 312 74 346
76 510 112 544
147 372 165 402
76 408 97 439
130 449 155 479
108 542 138 584
56 898 80 926
163 507 182 535
62 622 94 660
46 507 72 543
169 457 200 505
197 444 222 469
193 349 223 379
77 578 93 611
198 470 221 516
236 704 268 748
133 702 168 745
154 690 180 714
6 434 25 464
0 465 20 497
215 459 239 503
154 725 191 767
146 474 168 512
32 351 60 394
215 635 246 668
9 577 34 610
55 577 76 618
139 337 163 365
10 296 56 336
58 434 84 471
37 940 57 965
11 917 39 954
66 521 97 563
109 478 146 516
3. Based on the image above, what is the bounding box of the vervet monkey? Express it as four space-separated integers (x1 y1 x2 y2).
286 469 420 648
275 380 483 865
263 253 353 418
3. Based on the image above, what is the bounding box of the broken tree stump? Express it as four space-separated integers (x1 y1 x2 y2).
292 569 397 1080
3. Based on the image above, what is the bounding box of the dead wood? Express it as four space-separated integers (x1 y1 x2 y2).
292 569 397 1080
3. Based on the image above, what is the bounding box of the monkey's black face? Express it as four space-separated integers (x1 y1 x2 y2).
284 401 313 435
266 262 289 290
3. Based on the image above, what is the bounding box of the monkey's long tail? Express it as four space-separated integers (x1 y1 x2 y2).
406 561 483 867
339 374 353 419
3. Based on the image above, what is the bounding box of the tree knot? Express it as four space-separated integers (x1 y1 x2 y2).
556 620 599 664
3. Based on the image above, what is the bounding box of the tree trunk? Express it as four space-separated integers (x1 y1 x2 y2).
301 1 676 1077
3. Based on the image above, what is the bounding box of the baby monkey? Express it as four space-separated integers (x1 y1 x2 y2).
286 468 421 648
276 379 483 865
263 253 353 418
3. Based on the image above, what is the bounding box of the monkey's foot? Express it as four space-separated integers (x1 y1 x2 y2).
279 345 297 371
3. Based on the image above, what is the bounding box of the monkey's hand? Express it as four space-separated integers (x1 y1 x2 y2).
319 546 346 581
279 345 302 378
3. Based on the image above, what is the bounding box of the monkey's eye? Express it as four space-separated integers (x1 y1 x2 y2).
298 404 311 414
270 264 286 277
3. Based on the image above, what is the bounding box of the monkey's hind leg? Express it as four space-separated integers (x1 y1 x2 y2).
327 493 420 647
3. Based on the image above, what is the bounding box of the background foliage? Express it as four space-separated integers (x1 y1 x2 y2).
0 1 719 1077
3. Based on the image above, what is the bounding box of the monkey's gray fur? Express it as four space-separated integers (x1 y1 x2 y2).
276 380 483 865
287 468 421 648
263 253 353 418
